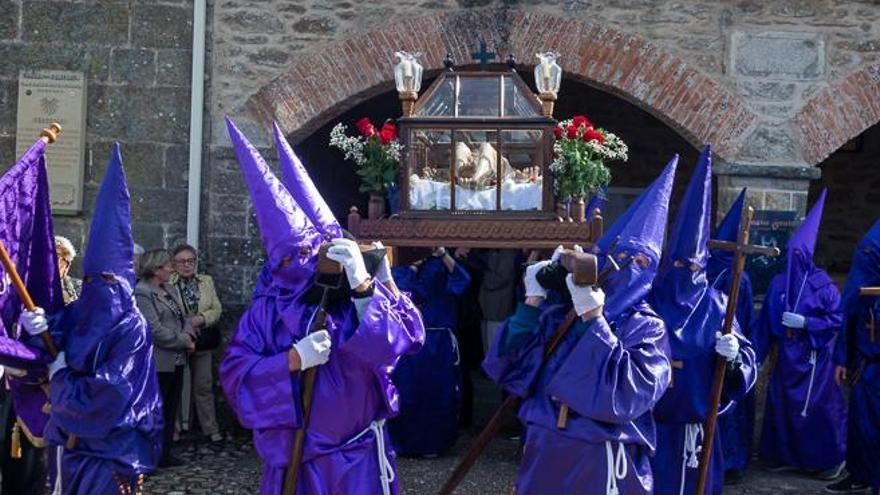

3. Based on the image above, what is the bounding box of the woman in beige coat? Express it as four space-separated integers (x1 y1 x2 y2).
171 244 224 443
135 249 195 467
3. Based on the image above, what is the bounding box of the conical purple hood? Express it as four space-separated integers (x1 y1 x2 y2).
598 155 677 320
664 146 712 268
788 188 826 261
226 117 321 290
785 188 827 311
610 154 677 259
707 188 747 281
273 122 342 239
650 148 716 343
841 219 880 314
83 143 135 283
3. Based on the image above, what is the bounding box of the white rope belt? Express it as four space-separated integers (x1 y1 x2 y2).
345 419 394 495
802 350 818 418
51 446 62 495
604 441 628 495
679 423 704 495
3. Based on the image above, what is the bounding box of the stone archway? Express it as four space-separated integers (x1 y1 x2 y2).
792 60 880 164
245 8 757 162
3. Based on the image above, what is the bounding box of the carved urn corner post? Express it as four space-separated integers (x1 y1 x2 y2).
368 193 385 220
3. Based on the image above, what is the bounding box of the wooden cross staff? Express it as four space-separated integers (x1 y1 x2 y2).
694 205 779 494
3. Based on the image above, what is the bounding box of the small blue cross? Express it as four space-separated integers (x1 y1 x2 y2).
471 41 496 71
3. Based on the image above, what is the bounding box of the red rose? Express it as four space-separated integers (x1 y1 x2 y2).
379 123 397 145
572 115 593 129
355 117 376 137
553 126 563 140
583 129 605 145
566 124 579 139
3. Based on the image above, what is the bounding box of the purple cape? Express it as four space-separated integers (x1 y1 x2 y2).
833 220 880 489
757 189 845 471
484 301 670 494
220 280 424 495
648 148 757 494
45 144 163 494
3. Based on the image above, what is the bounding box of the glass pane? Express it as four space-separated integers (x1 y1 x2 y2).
503 76 541 117
500 130 544 211
453 130 499 211
456 76 501 117
407 129 451 211
417 77 455 117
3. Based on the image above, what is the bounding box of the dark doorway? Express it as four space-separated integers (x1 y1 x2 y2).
809 122 880 282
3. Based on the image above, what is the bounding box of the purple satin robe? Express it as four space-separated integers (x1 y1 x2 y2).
44 277 163 495
649 289 757 495
757 271 846 470
484 301 671 494
220 281 424 495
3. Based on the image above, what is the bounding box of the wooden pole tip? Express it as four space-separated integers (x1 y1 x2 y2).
39 123 62 144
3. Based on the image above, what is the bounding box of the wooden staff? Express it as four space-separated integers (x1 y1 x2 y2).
694 206 779 494
860 287 880 296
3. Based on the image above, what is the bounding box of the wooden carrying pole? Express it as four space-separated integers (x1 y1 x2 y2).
860 287 880 296
695 206 778 494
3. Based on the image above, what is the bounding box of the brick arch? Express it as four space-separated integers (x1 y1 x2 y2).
792 61 880 164
247 9 757 162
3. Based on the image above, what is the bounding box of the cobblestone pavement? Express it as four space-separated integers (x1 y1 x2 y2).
144 433 832 494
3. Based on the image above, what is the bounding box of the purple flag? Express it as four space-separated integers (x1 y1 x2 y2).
0 136 63 446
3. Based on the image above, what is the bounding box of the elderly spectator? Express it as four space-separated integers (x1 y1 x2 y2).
133 243 145 276
171 244 224 444
135 249 195 467
55 235 81 304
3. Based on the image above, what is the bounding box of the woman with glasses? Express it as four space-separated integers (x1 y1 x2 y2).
171 244 224 444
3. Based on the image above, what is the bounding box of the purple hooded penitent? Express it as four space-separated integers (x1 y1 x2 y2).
43 144 163 494
710 188 759 473
483 156 677 495
219 118 424 495
649 147 757 495
0 136 63 452
833 219 880 490
756 188 846 471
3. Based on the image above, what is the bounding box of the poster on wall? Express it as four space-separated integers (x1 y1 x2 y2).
15 69 87 215
746 209 800 298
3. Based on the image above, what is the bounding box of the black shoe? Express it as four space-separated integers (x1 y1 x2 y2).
818 461 847 481
724 469 744 485
158 454 186 468
764 460 796 473
825 476 869 493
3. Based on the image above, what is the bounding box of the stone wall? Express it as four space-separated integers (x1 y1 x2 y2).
204 0 880 307
0 0 195 276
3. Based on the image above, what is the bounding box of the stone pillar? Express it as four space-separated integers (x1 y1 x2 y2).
715 163 821 223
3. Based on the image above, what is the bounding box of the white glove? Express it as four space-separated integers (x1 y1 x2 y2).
19 308 48 336
524 260 552 298
432 246 447 258
292 330 332 371
566 274 605 317
371 241 392 284
48 351 67 379
715 332 740 362
550 245 565 263
782 312 806 329
326 238 369 289
572 244 584 254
